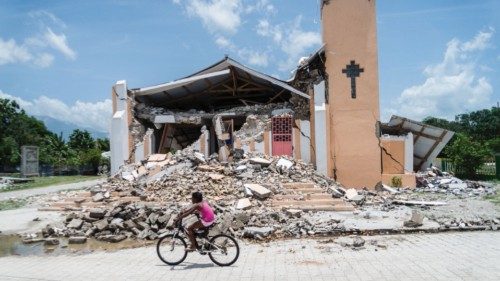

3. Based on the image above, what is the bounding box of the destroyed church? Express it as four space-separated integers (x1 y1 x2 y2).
110 0 453 189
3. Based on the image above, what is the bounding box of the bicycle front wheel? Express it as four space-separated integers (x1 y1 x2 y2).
208 234 240 266
156 234 188 265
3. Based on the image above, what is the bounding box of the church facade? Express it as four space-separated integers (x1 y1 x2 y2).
110 0 453 189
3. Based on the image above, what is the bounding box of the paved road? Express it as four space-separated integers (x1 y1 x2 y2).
0 231 498 281
0 179 105 201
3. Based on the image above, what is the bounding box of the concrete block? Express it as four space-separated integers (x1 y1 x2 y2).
244 184 272 199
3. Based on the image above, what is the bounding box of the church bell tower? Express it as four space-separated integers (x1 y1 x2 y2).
321 0 382 188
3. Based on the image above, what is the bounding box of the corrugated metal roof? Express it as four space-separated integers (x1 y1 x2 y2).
387 115 455 171
130 57 308 109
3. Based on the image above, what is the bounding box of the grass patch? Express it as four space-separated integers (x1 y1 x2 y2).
485 193 500 205
0 199 27 211
0 175 102 193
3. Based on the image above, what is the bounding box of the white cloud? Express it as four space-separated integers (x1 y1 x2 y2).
0 38 33 65
245 0 275 14
389 29 495 121
0 91 111 133
0 11 75 67
33 53 55 68
183 0 243 33
255 16 321 71
238 48 268 67
256 19 282 43
43 28 77 60
215 35 236 50
28 10 67 29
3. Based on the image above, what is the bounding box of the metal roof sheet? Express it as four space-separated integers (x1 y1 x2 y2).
387 115 455 171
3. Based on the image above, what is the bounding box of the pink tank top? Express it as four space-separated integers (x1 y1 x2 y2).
199 201 215 222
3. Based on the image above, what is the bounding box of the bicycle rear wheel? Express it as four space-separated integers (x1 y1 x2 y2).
208 234 240 266
156 234 188 265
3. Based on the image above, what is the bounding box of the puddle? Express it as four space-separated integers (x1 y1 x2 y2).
0 235 155 257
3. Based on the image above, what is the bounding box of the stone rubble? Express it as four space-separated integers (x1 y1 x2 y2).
31 126 498 245
415 166 496 197
38 147 353 243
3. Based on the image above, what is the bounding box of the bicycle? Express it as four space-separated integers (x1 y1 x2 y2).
156 218 240 267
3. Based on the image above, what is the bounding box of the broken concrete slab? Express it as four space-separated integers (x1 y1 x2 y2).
236 198 252 210
353 236 365 247
276 158 293 170
44 238 59 246
243 226 274 238
244 184 271 199
92 193 105 202
349 195 366 206
194 152 206 163
89 208 106 219
94 219 109 231
393 200 447 206
208 173 225 181
249 157 272 166
67 218 83 229
68 236 87 244
404 210 424 227
137 166 148 177
376 182 399 194
148 154 168 162
285 209 302 218
345 188 359 200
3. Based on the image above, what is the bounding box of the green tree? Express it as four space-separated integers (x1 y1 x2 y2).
455 107 500 142
0 98 52 168
68 129 94 151
445 133 491 179
95 138 110 151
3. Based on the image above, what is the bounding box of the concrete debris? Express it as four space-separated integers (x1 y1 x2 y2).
249 157 272 166
0 177 13 190
404 210 424 228
276 158 293 170
349 194 366 206
92 193 105 202
236 198 252 210
243 226 274 238
68 236 87 244
393 200 447 207
36 126 498 245
337 236 365 248
345 189 358 200
44 238 59 246
67 219 83 229
244 184 271 199
416 166 496 197
375 182 399 194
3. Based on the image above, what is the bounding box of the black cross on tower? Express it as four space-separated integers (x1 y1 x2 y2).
342 60 364 99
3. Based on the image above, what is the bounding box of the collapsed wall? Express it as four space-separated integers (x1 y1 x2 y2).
131 100 312 165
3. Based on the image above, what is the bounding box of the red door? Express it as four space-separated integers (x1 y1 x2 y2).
272 116 293 156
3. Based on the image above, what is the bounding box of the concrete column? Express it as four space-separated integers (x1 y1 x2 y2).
110 80 129 174
314 81 328 175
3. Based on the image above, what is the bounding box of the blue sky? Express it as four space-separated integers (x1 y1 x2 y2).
0 0 499 134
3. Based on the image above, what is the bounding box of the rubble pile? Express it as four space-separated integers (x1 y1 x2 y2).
37 149 350 243
415 167 496 197
136 103 294 125
0 178 12 190
39 203 178 243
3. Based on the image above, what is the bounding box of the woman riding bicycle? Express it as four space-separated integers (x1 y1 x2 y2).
173 191 216 252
